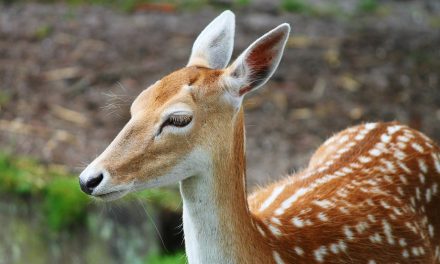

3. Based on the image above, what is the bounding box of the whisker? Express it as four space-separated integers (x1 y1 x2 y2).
136 196 169 253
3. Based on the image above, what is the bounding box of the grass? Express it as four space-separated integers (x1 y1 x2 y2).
0 152 181 230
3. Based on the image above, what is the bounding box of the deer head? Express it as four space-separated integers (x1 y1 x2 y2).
79 10 290 200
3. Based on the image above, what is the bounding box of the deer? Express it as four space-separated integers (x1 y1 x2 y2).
79 10 440 264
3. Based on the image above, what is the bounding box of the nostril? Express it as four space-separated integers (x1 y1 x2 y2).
86 173 104 190
80 173 104 195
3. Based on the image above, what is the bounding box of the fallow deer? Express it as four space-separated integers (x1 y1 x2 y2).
79 11 440 264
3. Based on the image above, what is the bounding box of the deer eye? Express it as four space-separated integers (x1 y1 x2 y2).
158 114 193 134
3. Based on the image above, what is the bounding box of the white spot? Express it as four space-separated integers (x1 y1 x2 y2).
343 225 354 240
294 246 304 256
397 142 407 149
397 135 410 142
342 167 353 174
411 143 424 153
338 240 347 252
399 175 408 185
416 187 421 201
384 175 393 183
418 173 426 184
405 222 418 234
338 135 349 144
369 149 382 157
418 159 428 173
399 238 407 247
393 149 406 160
410 196 416 207
313 199 334 209
275 187 309 216
317 212 329 222
412 247 420 256
382 219 395 245
402 249 409 258
340 207 349 214
381 133 391 143
268 224 282 237
381 159 396 173
292 217 304 228
324 160 334 167
329 243 339 254
365 123 378 130
367 214 376 223
380 200 391 209
259 185 286 212
359 156 372 163
387 125 401 134
433 183 438 195
314 246 327 263
350 163 362 169
369 233 382 244
393 207 403 215
273 251 285 264
429 225 434 238
426 188 432 203
432 153 440 173
397 186 404 196
317 166 328 173
336 171 349 177
355 221 369 234
368 260 377 264
271 217 281 225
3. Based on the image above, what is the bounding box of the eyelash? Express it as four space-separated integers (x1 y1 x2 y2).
158 114 193 134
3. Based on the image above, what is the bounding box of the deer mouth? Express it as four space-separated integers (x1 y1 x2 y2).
94 189 129 201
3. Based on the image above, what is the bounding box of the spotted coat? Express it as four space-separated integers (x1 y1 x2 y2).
249 122 440 264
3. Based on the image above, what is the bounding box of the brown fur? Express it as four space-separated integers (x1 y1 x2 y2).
95 65 440 263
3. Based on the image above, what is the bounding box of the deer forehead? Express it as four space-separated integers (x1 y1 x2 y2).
130 66 225 117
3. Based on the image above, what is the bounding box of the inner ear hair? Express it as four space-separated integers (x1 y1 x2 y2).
227 23 291 97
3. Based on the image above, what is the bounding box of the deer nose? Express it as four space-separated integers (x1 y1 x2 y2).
79 173 104 195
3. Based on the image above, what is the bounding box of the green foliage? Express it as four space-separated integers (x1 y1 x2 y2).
0 152 47 195
357 0 379 14
281 0 309 13
234 0 250 7
0 152 182 231
34 24 52 40
0 153 90 230
145 251 186 264
43 177 89 230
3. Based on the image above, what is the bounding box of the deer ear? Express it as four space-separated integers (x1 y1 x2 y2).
224 24 290 97
187 10 235 69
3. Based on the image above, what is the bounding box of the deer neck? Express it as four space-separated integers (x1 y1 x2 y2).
180 109 270 264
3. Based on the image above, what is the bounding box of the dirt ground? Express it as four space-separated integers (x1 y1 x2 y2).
1 1 439 188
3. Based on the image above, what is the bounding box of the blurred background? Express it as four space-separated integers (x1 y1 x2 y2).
0 0 439 263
